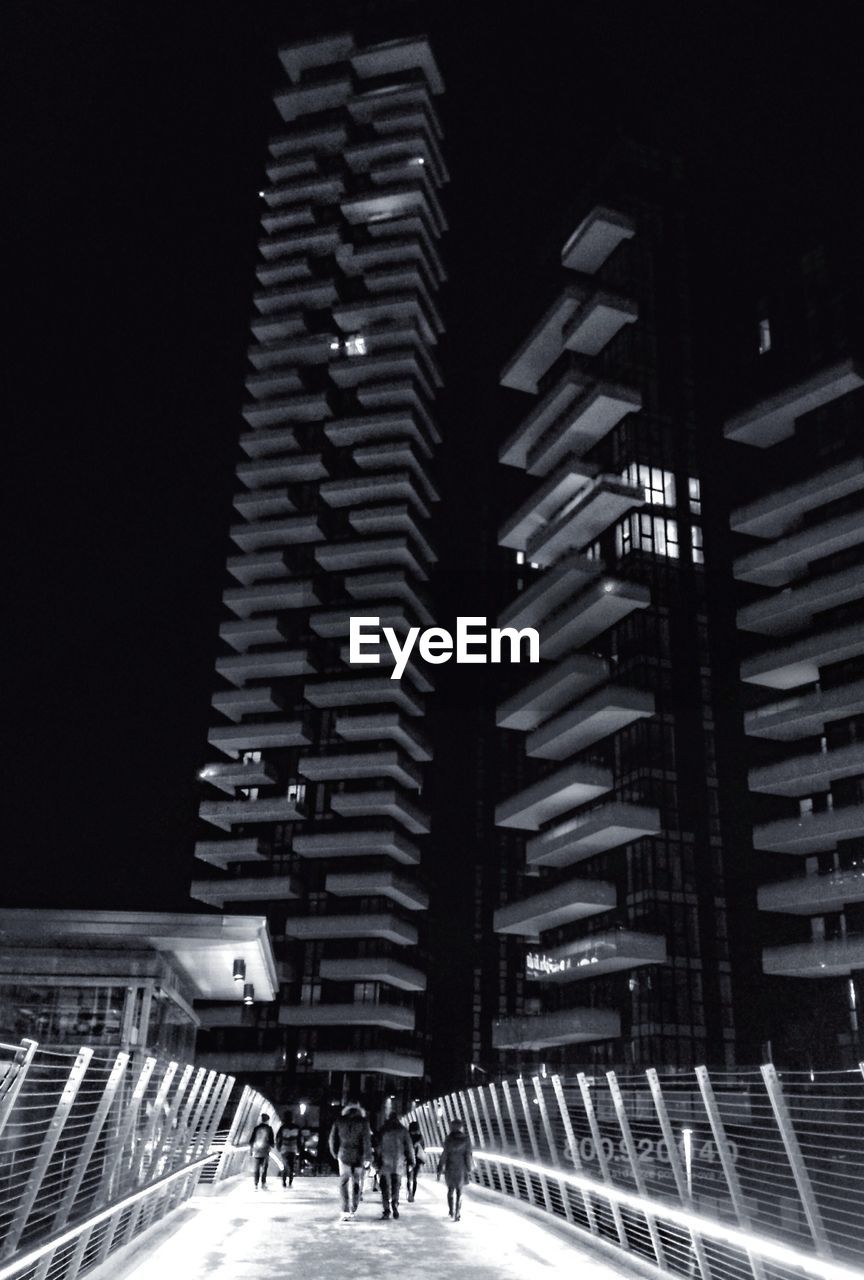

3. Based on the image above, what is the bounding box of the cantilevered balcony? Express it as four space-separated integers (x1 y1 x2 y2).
210 687 283 723
762 935 864 978
215 648 314 687
283 913 418 946
241 387 334 428
344 568 435 618
526 685 655 759
292 828 420 866
749 741 864 797
326 869 428 911
525 930 667 982
497 552 602 632
741 620 864 690
497 654 608 731
257 224 341 262
561 207 635 274
222 579 319 619
350 35 444 93
348 507 436 564
493 877 616 939
745 680 864 741
500 285 589 394
526 802 661 868
208 720 310 758
495 762 613 831
527 382 643 476
218 616 289 652
236 452 326 489
194 838 267 869
325 409 438 457
229 514 325 553
199 791 307 832
335 711 431 762
723 358 863 448
195 1050 292 1073
263 175 344 210
330 788 430 835
315 536 430 579
492 1007 620 1051
499 457 597 550
738 563 864 636
562 290 638 357
541 578 651 659
319 956 426 991
312 1049 424 1078
525 477 643 566
279 1003 415 1032
320 470 432 518
299 749 422 790
759 867 864 914
277 33 354 84
753 803 864 855
190 873 300 909
233 488 296 522
304 675 423 717
225 549 292 586
329 348 439 402
273 73 353 123
310 602 427 640
198 760 279 795
354 442 438 505
341 183 444 237
730 457 864 539
735 508 864 588
500 371 588 472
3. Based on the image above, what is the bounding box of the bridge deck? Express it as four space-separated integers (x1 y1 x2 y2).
109 1172 640 1280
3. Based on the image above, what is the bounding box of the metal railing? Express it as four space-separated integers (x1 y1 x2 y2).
408 1065 864 1280
0 1038 276 1280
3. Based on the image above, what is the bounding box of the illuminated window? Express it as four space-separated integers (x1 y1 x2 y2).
515 550 525 565
345 334 367 357
615 513 679 560
688 477 701 516
758 317 772 355
287 782 306 805
691 525 704 564
585 539 602 561
242 750 262 764
621 462 676 507
240 787 259 801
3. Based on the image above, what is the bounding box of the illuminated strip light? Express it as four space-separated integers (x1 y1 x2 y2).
461 1149 864 1280
0 1151 217 1280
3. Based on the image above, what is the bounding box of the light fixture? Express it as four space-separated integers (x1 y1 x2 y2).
232 958 246 984
243 983 254 1006
298 1102 307 1117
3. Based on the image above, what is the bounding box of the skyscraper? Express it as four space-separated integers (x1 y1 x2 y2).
191 31 447 1112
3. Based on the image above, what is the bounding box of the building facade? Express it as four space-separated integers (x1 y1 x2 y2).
192 32 447 1111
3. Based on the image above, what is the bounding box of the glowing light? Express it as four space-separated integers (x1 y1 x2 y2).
298 1102 307 1117
232 958 246 984
243 983 254 1006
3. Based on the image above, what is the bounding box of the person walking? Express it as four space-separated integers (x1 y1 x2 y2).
406 1121 426 1202
275 1112 300 1188
328 1102 372 1222
436 1118 474 1221
375 1114 415 1219
248 1112 275 1191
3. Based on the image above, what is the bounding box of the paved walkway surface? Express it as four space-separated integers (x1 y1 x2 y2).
115 1173 642 1280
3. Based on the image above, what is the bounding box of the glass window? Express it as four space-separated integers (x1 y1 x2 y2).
758 317 772 355
621 462 676 507
616 513 679 560
688 477 701 516
691 525 704 564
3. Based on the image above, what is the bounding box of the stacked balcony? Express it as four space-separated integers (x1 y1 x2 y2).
725 357 864 984
194 33 447 1088
493 208 663 1054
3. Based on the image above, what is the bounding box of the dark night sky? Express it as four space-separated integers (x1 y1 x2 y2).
5 1 863 910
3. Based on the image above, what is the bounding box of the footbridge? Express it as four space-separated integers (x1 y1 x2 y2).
2 1038 863 1280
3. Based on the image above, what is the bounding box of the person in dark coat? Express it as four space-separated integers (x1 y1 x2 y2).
328 1102 373 1221
406 1121 426 1202
375 1115 415 1219
436 1118 474 1221
275 1112 300 1188
248 1112 275 1190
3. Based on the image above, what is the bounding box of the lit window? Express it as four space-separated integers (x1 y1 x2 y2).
240 787 259 802
621 462 676 507
758 317 772 355
409 156 425 166
616 513 679 560
688 477 701 516
345 334 367 357
585 539 602 562
691 525 704 565
800 797 813 816
329 338 341 352
242 750 262 764
515 550 525 565
287 782 306 804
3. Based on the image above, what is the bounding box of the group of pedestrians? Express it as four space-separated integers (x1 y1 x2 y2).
326 1102 475 1223
247 1112 302 1190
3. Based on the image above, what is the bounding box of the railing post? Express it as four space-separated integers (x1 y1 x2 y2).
116 1060 181 1245
760 1063 833 1257
516 1076 554 1215
695 1064 765 1280
214 1080 249 1182
466 1087 500 1193
487 1083 521 1199
577 1071 629 1249
0 1038 38 1145
551 1074 598 1235
607 1070 666 1268
533 1075 573 1223
1 1045 93 1257
168 1067 207 1171
501 1080 536 1207
645 1067 710 1280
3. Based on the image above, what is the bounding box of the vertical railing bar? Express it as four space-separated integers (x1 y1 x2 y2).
487 1083 522 1199
1 1045 94 1257
760 1063 833 1258
607 1069 666 1269
168 1067 207 1171
533 1076 573 1224
457 1089 478 1144
93 1055 157 1209
577 1071 629 1250
646 1068 711 1280
517 1075 554 1215
0 1038 38 1146
466 1088 494 1188
695 1065 766 1280
551 1074 598 1235
501 1080 536 1207
117 1060 181 1246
